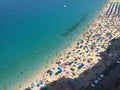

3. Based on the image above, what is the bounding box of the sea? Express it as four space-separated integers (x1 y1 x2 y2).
0 0 107 90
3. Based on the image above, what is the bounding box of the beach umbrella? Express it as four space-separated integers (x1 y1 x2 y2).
85 45 88 49
78 63 84 69
58 66 62 70
77 42 80 46
68 52 71 54
34 79 38 84
44 85 48 89
37 82 42 87
66 56 69 58
67 59 72 62
87 60 91 63
59 69 62 73
31 83 35 89
92 42 96 45
75 57 79 60
40 85 48 90
91 62 96 66
68 60 73 65
47 78 51 82
87 37 90 41
47 70 53 76
71 65 76 71
49 70 53 75
92 56 95 60
73 60 77 64
80 39 84 43
55 71 60 75
47 70 51 73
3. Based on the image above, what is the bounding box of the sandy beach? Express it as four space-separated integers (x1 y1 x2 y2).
12 0 120 90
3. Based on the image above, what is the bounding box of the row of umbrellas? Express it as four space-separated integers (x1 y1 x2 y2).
106 0 120 15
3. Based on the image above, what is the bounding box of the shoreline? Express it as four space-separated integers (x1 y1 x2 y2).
14 0 118 90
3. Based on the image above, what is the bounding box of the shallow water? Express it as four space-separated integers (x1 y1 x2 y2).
0 0 106 89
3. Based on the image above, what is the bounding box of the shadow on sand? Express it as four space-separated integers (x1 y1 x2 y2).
25 37 120 90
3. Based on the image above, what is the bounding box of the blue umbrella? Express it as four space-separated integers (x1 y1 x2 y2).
37 82 42 87
58 66 62 70
78 63 84 69
59 69 62 73
31 84 35 89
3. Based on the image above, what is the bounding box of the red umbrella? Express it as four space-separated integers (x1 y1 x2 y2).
75 57 80 60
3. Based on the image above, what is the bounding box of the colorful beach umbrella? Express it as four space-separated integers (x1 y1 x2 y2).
47 78 51 82
78 63 84 69
37 82 42 87
58 66 62 70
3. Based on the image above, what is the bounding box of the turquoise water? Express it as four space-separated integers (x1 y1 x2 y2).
0 0 106 89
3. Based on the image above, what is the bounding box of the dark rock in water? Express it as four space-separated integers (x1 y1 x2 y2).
20 72 23 74
62 14 88 36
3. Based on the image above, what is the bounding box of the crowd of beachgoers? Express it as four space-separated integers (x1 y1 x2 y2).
21 0 120 90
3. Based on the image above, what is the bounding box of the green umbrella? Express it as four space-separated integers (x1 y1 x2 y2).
87 37 90 41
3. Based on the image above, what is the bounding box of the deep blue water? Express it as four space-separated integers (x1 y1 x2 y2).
0 0 106 89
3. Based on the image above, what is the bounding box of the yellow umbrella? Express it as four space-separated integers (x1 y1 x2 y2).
47 78 51 82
